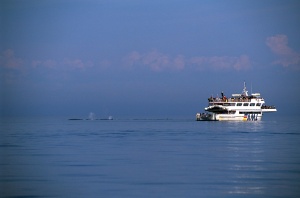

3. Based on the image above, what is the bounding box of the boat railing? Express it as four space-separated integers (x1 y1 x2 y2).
208 97 254 103
261 105 276 109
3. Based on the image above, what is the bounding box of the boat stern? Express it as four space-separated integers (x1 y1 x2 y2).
196 113 217 121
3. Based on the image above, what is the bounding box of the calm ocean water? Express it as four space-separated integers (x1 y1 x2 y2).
1 116 300 198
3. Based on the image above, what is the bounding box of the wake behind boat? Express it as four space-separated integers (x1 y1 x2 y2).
196 82 276 121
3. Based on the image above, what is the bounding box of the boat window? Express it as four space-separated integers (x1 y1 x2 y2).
237 103 242 106
243 103 249 106
250 103 255 106
256 103 261 106
230 103 236 106
239 111 261 114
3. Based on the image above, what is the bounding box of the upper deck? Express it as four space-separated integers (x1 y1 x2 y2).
200 82 277 116
208 92 264 106
206 88 276 111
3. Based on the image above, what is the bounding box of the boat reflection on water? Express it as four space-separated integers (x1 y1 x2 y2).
223 121 266 195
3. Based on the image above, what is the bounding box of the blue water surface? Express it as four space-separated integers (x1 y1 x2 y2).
1 116 300 198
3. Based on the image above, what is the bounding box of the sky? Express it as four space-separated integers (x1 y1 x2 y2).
1 0 300 118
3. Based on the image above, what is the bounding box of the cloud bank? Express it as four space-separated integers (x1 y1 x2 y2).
124 50 251 71
266 34 300 69
1 49 252 85
0 49 23 69
0 49 97 72
0 49 250 74
6 33 300 84
190 55 251 71
32 58 94 70
123 50 185 71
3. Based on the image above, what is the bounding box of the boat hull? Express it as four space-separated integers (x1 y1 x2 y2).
217 113 262 121
196 112 262 121
196 113 217 121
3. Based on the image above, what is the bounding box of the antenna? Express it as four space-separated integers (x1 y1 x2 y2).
242 81 248 96
251 81 252 94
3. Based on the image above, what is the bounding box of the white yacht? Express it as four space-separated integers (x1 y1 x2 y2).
196 82 277 121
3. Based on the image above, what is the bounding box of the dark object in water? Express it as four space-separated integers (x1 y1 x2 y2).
68 118 83 120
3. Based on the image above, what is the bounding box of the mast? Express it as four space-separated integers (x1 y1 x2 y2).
242 81 248 96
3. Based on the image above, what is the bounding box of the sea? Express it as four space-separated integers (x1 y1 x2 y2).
1 115 300 198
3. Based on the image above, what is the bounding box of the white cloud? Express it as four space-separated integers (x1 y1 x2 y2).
98 60 112 69
123 51 141 69
233 55 251 71
266 34 300 68
124 50 250 72
0 50 26 84
43 59 58 68
2 48 252 77
142 51 170 71
190 55 251 71
31 58 94 70
173 55 185 70
0 49 23 69
62 59 94 70
123 50 185 72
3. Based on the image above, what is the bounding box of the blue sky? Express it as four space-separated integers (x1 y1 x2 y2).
1 0 300 118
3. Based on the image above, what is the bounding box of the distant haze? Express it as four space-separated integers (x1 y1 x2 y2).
1 0 300 117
